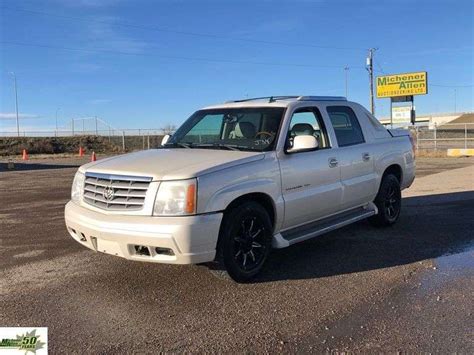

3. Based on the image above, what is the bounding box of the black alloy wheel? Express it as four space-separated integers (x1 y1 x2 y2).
218 201 272 282
369 173 402 227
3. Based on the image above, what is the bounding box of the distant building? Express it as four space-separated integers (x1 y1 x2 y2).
379 112 474 126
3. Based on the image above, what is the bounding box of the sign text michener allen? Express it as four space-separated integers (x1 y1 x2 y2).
376 71 428 98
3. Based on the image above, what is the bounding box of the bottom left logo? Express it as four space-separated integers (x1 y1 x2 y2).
0 328 48 354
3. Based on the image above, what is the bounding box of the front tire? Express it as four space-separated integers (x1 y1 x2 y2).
216 201 272 282
369 174 402 227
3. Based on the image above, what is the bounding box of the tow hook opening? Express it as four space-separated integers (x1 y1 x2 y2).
134 245 151 256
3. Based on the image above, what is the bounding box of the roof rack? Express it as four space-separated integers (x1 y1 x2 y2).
297 96 347 101
226 95 347 103
226 96 299 103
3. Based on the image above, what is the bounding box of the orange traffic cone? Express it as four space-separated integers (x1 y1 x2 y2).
78 146 84 157
22 149 29 160
91 151 96 162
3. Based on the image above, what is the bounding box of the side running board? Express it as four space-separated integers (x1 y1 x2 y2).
272 203 378 249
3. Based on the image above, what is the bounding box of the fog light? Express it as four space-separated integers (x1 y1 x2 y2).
155 247 174 256
134 245 151 256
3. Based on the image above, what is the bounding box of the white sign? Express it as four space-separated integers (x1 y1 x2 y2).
391 106 411 124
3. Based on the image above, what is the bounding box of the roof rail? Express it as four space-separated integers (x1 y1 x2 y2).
225 95 348 103
297 96 347 101
226 96 299 103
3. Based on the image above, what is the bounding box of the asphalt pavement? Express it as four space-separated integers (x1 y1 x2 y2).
1 156 473 353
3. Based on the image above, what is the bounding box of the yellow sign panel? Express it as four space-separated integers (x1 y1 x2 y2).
376 71 428 98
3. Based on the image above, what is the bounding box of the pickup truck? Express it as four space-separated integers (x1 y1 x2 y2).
65 96 415 282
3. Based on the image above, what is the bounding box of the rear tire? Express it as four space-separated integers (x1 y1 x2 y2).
369 174 402 227
215 201 272 283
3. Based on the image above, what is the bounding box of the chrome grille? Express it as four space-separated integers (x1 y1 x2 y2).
83 172 152 211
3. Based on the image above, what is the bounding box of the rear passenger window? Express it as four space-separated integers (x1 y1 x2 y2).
327 106 365 147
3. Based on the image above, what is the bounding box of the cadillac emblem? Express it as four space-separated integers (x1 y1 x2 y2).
103 185 115 201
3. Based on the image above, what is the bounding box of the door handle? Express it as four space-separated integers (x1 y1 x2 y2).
328 158 338 168
362 153 371 161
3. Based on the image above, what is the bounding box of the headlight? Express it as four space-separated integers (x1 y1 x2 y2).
71 171 85 203
153 179 197 216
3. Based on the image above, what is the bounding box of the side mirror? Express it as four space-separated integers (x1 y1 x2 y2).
287 135 318 153
161 134 171 146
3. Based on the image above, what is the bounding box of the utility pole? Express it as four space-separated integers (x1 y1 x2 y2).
10 72 20 137
366 48 377 115
344 66 349 98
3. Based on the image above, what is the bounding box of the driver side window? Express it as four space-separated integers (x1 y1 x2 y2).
288 108 330 149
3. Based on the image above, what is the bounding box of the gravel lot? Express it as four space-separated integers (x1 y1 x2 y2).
1 156 473 353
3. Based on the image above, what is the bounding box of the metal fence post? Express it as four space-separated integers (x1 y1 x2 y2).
465 124 468 149
147 135 150 150
122 131 125 151
95 117 98 136
434 123 437 150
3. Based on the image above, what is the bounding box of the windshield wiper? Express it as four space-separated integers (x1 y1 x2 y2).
165 142 192 149
193 143 242 151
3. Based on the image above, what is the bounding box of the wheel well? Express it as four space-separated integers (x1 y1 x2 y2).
224 193 276 231
383 164 402 183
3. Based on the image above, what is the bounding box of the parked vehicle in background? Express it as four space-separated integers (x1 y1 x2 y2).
65 96 415 282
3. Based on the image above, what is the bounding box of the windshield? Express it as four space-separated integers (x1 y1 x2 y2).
166 107 285 152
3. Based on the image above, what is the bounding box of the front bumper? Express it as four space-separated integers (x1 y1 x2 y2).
64 201 222 264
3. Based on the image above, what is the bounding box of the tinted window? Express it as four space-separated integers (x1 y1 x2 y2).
327 106 365 147
288 108 330 149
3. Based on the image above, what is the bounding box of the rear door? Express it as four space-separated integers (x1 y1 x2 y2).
279 106 343 229
325 105 377 210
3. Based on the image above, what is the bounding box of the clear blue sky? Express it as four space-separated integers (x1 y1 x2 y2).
1 0 473 133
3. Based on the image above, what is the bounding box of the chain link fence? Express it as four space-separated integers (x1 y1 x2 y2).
0 128 172 152
2 122 473 152
0 117 177 152
411 123 474 150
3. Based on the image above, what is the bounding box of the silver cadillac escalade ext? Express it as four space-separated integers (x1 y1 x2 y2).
65 96 415 282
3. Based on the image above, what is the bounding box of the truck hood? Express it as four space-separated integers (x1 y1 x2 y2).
81 148 264 181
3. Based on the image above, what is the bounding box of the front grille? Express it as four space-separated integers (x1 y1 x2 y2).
83 172 152 211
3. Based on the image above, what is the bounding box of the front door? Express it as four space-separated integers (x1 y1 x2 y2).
279 107 343 230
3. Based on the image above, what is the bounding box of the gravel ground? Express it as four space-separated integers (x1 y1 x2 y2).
0 156 473 353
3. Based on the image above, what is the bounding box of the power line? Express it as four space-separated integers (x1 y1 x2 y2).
1 6 368 52
1 40 358 69
430 83 473 88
